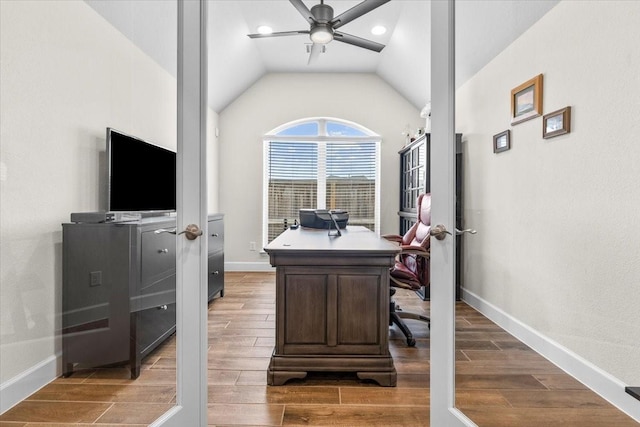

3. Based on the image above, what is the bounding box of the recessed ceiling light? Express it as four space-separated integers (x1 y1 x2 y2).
257 25 273 35
371 25 386 36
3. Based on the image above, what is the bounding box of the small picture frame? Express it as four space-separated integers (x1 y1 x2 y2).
493 130 511 153
543 106 571 138
511 74 543 125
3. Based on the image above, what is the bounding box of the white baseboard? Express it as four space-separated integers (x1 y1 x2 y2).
224 262 274 272
462 288 640 423
0 354 58 414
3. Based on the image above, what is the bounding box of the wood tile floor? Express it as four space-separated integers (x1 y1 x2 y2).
1 272 637 426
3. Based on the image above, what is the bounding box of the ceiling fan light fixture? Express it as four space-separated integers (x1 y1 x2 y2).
310 25 333 44
371 25 387 36
256 25 273 35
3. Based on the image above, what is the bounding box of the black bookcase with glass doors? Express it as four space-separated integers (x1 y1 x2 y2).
398 133 463 300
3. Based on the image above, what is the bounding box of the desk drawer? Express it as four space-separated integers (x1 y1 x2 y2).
140 230 176 286
131 273 176 312
135 302 176 357
207 219 224 254
208 252 224 300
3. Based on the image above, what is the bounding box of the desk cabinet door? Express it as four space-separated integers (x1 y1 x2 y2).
280 269 383 355
336 274 380 345
283 274 328 345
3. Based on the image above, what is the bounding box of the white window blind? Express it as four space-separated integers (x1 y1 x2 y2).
325 142 376 229
264 118 380 246
266 141 318 242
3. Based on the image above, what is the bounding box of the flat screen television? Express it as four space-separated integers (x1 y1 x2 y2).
106 127 176 213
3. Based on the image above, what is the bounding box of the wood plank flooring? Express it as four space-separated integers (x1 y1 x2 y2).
0 272 637 426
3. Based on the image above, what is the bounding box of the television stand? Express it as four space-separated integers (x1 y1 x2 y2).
62 214 223 378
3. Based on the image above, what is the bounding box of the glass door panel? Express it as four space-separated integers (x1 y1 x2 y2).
0 1 210 424
453 1 640 425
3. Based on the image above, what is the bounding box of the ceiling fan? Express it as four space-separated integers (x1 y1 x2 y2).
247 0 391 64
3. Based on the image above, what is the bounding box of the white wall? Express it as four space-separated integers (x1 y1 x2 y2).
0 0 161 385
457 0 640 386
0 0 224 402
218 73 422 269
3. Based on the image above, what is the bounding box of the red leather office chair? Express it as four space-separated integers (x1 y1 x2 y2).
383 193 431 346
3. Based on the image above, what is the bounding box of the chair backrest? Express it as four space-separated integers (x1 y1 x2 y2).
399 193 431 287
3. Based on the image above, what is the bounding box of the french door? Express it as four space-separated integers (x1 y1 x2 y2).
429 1 476 426
151 1 208 425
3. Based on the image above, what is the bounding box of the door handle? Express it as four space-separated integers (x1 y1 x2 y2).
430 224 452 241
178 224 203 240
455 228 477 236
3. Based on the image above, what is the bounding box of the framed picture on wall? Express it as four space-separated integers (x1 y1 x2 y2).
543 106 571 138
493 130 511 153
511 74 543 125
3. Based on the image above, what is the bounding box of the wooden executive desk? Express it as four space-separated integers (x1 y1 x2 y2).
264 226 400 386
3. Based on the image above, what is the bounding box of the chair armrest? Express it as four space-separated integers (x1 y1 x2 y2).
382 234 403 243
399 245 430 259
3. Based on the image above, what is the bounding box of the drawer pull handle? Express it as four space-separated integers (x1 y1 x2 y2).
158 305 168 310
155 228 177 235
211 233 219 237
211 270 220 275
158 248 169 254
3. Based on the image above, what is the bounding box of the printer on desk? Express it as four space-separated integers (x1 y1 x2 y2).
299 209 349 229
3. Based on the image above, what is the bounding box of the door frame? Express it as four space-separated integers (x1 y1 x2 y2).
151 0 208 425
429 1 476 425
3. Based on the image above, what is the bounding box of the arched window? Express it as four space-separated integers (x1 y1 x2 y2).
263 117 381 245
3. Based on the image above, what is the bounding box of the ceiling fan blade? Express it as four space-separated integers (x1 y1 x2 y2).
307 42 322 65
247 30 310 39
289 0 316 25
333 31 385 52
330 0 390 29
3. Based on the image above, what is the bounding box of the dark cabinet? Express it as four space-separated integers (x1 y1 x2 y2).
398 135 430 234
62 214 223 379
398 133 463 300
207 214 224 300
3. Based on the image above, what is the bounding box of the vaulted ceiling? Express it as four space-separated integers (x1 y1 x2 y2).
86 0 559 113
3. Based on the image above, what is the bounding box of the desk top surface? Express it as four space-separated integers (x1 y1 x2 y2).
264 226 400 255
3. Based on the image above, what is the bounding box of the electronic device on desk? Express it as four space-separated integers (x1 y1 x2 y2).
299 209 349 231
70 211 143 223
